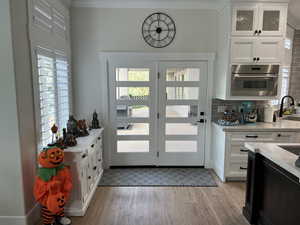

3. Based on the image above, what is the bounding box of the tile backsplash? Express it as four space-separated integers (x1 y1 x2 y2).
212 99 266 122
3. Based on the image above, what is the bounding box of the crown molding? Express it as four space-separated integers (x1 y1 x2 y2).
72 0 227 10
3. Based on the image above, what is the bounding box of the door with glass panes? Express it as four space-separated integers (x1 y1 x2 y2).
109 60 207 166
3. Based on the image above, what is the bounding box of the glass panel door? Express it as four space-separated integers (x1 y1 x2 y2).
157 62 208 166
258 6 285 36
232 5 259 36
109 62 157 166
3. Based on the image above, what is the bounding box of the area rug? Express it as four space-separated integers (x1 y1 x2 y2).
98 168 217 187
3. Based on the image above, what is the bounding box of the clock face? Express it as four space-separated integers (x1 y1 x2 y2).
142 12 176 48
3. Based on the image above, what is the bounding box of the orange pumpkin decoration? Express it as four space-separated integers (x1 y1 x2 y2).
38 147 64 168
46 180 66 214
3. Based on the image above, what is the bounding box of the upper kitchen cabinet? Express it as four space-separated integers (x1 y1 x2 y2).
232 3 288 37
232 5 259 36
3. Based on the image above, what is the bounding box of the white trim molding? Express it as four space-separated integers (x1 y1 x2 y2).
72 0 227 10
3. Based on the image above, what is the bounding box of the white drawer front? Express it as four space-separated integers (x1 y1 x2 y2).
227 161 248 178
230 132 274 142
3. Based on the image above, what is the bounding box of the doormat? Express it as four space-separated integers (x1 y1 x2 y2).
98 168 217 187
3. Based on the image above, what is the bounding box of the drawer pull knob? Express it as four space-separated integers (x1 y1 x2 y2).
91 144 94 148
98 137 101 140
88 176 91 179
240 167 248 170
246 135 258 138
98 159 101 162
93 166 97 170
82 154 87 158
277 134 282 137
240 149 249 153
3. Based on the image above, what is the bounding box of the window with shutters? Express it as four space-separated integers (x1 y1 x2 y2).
37 50 70 148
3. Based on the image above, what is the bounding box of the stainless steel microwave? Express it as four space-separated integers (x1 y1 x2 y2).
231 65 279 97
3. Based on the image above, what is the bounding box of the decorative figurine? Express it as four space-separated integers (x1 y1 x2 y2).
34 147 72 225
49 124 59 146
91 111 100 129
78 120 89 137
67 115 80 137
64 132 77 147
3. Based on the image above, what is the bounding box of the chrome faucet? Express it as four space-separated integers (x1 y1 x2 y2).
279 95 295 118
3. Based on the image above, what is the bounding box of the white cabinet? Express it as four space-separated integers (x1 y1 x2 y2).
231 37 283 63
232 3 287 37
63 128 104 216
231 38 256 63
211 123 300 182
232 4 259 36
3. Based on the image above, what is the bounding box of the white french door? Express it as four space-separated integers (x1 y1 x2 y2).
157 62 207 166
108 59 208 166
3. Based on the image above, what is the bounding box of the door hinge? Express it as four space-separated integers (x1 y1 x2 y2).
157 113 160 119
157 72 160 79
157 152 160 158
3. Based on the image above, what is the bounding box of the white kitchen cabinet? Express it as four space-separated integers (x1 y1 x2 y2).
231 38 256 63
211 123 300 182
255 37 283 63
258 5 287 36
232 4 259 36
231 37 283 63
63 128 104 216
232 3 287 37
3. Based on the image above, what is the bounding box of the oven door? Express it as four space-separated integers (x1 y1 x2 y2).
231 75 278 97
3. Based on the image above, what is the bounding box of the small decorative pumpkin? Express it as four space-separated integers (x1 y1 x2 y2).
38 147 64 168
46 181 66 214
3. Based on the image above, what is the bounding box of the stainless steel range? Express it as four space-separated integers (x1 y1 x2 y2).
231 65 279 97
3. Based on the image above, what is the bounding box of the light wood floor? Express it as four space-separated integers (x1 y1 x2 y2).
70 174 250 225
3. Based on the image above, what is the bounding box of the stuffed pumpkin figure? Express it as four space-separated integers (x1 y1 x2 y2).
34 147 72 225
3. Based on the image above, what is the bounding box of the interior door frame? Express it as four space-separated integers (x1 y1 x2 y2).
99 52 215 168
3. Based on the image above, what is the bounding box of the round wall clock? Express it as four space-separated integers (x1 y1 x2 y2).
142 12 176 48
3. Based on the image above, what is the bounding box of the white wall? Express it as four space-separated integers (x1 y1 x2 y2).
71 7 218 119
0 0 26 221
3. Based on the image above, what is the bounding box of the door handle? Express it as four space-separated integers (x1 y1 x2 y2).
197 119 206 123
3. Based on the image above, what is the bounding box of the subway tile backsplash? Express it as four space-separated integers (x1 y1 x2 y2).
212 99 266 122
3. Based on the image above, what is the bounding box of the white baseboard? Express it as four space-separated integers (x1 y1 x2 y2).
0 203 40 225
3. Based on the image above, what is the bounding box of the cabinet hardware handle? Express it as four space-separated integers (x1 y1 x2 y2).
253 57 257 61
240 149 249 153
246 135 258 138
277 134 282 137
98 137 101 140
91 144 94 148
240 167 248 170
88 176 91 179
254 30 258 35
258 30 262 34
257 57 260 61
82 154 87 158
98 159 101 162
93 166 97 170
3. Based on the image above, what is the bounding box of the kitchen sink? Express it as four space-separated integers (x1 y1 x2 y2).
278 145 300 155
282 115 300 121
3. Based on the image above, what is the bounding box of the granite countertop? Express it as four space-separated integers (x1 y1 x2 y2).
213 120 300 132
245 142 300 181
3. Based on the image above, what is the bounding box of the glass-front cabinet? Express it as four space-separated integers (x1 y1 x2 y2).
232 4 287 36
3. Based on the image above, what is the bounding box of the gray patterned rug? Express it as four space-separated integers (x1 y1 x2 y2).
98 168 217 187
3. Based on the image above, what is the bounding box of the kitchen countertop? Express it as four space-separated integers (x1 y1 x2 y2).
213 120 300 132
245 142 300 181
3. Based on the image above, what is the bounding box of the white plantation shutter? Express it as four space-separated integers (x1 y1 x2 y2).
36 49 70 148
55 53 70 131
37 52 57 147
32 0 52 32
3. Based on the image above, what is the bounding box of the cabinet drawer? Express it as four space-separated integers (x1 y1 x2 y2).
230 132 273 142
227 162 248 178
272 132 298 142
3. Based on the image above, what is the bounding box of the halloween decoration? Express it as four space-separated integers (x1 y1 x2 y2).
91 111 100 129
78 120 89 137
34 147 72 225
50 124 59 146
67 115 80 137
64 132 77 147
